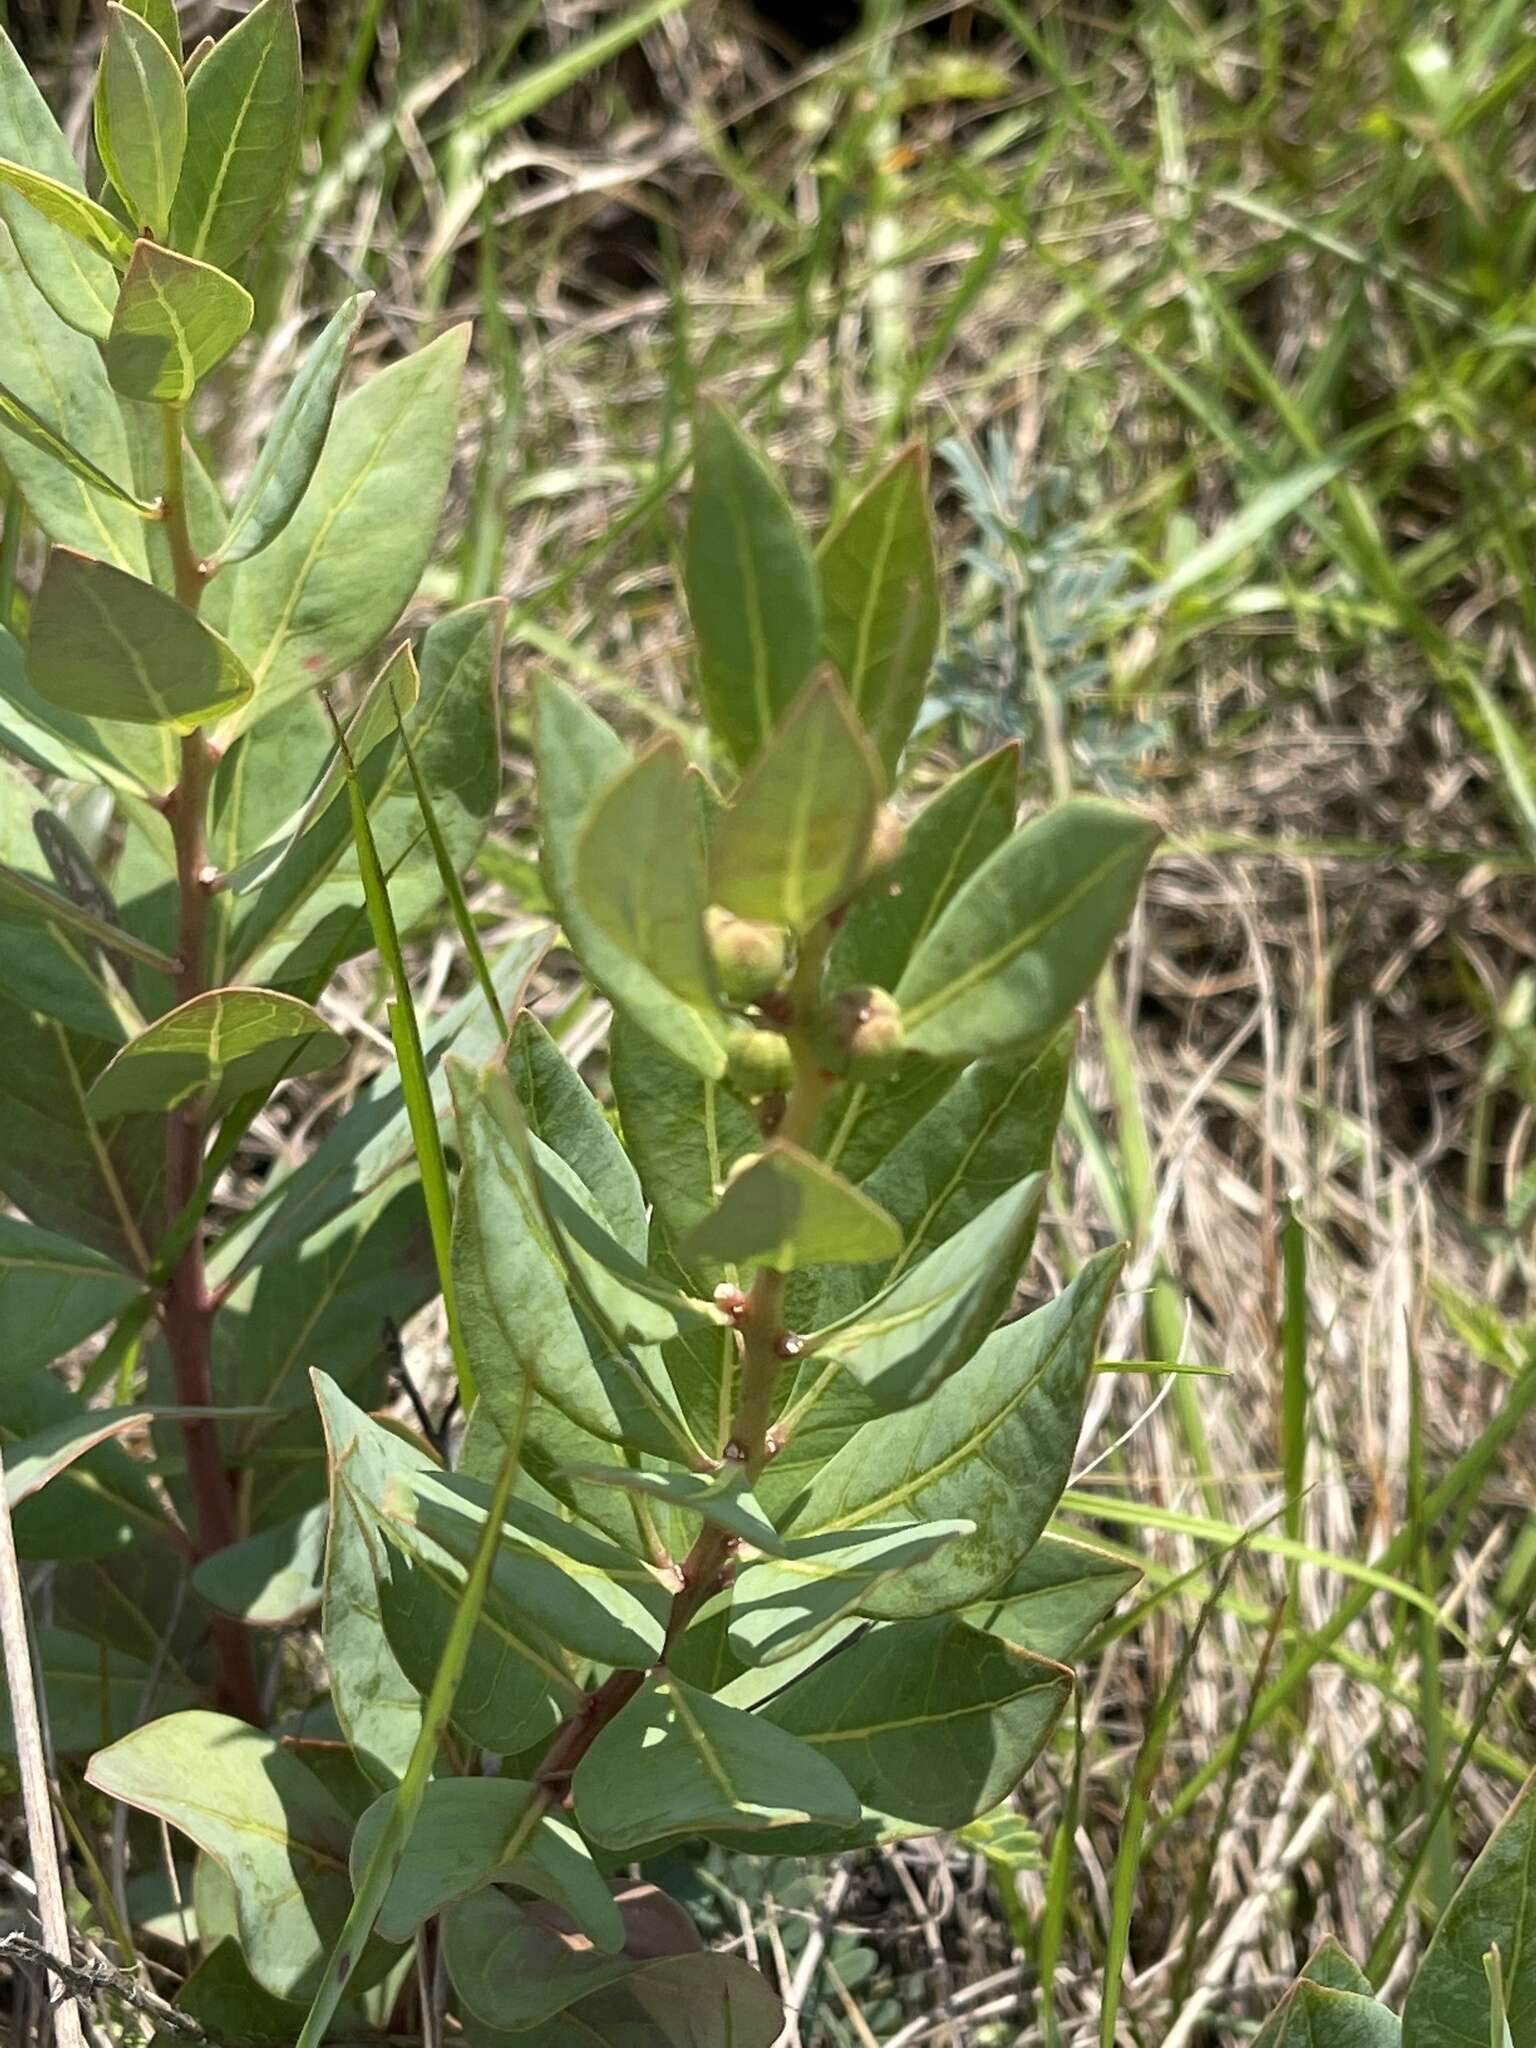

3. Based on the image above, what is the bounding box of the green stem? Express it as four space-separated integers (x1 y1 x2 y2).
532 912 840 1784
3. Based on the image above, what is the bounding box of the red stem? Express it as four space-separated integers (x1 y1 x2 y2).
158 409 263 1726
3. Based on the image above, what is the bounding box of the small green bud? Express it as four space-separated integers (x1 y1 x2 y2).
864 803 906 880
816 985 906 1082
725 1027 795 1100
706 907 788 1004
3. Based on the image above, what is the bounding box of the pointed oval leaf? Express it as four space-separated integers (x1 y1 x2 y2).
351 1778 623 1950
896 797 1161 1061
575 737 728 1069
0 992 163 1266
0 1214 141 1379
86 1711 363 2002
1257 1983 1402 2048
216 291 371 566
817 444 941 777
0 376 157 514
168 0 300 269
95 5 187 238
0 237 149 570
760 1615 1070 1832
685 399 822 767
313 1372 424 1786
571 1672 861 1851
0 156 134 268
831 740 1019 994
1402 1770 1535 2048
390 1466 668 1671
105 239 253 403
534 676 727 1080
450 1060 693 1462
86 988 345 1118
120 0 181 58
29 548 253 728
708 668 884 930
683 1139 902 1274
786 1248 1124 1612
729 1519 972 1666
445 1887 785 2045
804 1171 1048 1413
965 1531 1140 1663
509 1009 648 1264
0 29 119 336
227 324 468 728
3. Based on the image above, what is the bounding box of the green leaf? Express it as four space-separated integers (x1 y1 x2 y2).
120 0 181 59
168 0 301 269
86 988 345 1118
105 239 253 403
729 1519 972 1665
608 1015 760 1279
1 1373 168 1560
313 1372 426 1786
572 1671 861 1850
802 1172 1048 1414
533 677 723 1077
965 1532 1140 1661
350 1778 622 1950
216 291 372 566
86 1711 363 2003
29 548 254 729
450 1059 696 1461
371 1499 572 1758
683 1140 902 1273
0 1215 141 1378
787 1249 1123 1614
759 1616 1070 1832
830 741 1019 995
817 444 941 776
0 377 157 514
0 156 134 268
0 236 149 571
191 1502 328 1626
896 797 1160 1060
388 1466 668 1670
1402 1770 1535 2048
0 28 120 336
509 1009 648 1264
4 1404 156 1508
685 399 821 766
95 4 186 238
575 737 728 1072
708 669 883 930
1256 1983 1401 2048
556 1465 784 1550
1302 1942 1378 1999
227 324 468 728
445 1887 784 2044
224 935 545 1271
0 996 163 1266
0 1626 195 1755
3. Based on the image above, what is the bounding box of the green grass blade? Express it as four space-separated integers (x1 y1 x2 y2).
294 1439 524 2048
329 699 476 1407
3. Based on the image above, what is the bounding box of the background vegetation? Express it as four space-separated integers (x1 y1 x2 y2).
2 0 1534 2041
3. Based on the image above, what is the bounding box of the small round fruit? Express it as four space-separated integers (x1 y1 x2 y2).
864 803 907 880
726 1027 795 1099
706 907 787 1004
816 986 906 1081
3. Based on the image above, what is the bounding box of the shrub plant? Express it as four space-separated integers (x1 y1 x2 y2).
0 7 1246 2042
